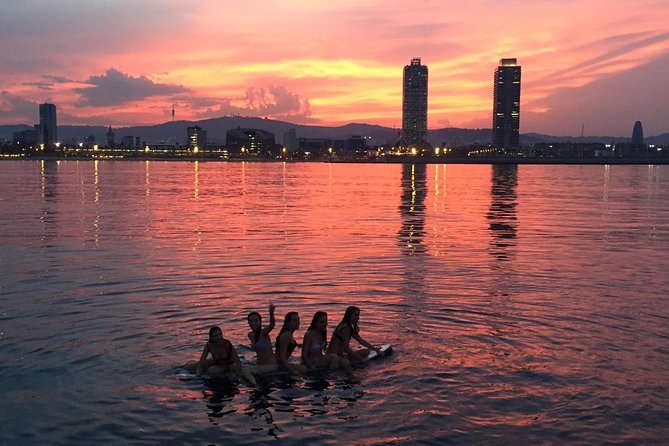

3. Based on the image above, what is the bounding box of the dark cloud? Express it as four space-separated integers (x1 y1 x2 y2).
75 68 189 107
0 91 37 123
193 85 314 123
21 75 76 91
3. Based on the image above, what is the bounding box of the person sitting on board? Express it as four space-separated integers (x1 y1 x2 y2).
301 311 350 372
275 311 308 375
247 303 279 375
327 306 381 362
193 326 257 386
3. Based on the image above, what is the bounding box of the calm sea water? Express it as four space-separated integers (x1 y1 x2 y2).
1 160 668 445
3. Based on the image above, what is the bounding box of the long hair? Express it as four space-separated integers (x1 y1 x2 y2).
334 306 360 335
208 326 222 339
276 311 298 351
307 311 328 342
247 311 262 343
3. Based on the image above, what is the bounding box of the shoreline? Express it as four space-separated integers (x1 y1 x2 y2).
2 154 668 165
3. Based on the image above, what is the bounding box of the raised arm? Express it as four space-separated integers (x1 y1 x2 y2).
261 303 276 338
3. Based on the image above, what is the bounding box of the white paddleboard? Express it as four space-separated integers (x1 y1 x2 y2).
367 344 392 360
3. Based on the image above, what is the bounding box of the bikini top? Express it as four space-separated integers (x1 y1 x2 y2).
251 337 273 352
208 340 234 365
333 323 358 341
276 336 297 358
286 339 297 357
307 331 327 353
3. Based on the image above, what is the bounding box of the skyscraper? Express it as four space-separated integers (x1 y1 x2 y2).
632 121 644 145
187 126 207 151
39 103 57 151
402 58 428 146
492 58 521 149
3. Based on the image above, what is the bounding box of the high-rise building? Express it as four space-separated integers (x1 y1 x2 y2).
492 58 521 149
632 121 644 145
38 103 57 151
402 58 428 146
187 126 207 150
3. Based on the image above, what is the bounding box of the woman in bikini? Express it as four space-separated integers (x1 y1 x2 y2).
301 311 349 371
275 311 307 375
327 306 381 363
194 326 257 386
247 303 278 375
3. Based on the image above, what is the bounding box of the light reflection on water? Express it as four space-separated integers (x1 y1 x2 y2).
1 160 668 444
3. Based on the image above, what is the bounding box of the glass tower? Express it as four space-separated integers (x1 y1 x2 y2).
402 58 428 146
39 103 57 151
492 59 521 149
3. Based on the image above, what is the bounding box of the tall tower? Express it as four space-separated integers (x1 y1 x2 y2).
187 126 207 150
402 58 428 146
492 58 521 149
38 103 57 151
632 121 644 145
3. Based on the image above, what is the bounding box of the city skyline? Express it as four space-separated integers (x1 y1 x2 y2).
1 1 669 137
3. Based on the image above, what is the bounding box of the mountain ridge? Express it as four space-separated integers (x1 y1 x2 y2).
2 116 668 146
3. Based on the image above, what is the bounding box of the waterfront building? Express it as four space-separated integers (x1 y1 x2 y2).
402 58 428 147
38 103 57 151
533 142 608 158
297 136 367 158
120 135 141 149
13 127 39 148
226 128 275 155
283 128 299 154
492 58 521 149
187 126 207 151
615 121 648 157
632 121 644 145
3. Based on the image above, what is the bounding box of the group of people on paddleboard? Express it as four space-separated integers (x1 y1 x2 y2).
188 304 382 386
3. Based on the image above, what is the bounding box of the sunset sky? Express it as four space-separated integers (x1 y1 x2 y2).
1 0 668 136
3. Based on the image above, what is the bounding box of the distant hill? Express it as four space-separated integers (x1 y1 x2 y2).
2 117 668 147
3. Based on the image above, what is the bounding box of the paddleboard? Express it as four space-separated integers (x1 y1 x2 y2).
367 344 392 360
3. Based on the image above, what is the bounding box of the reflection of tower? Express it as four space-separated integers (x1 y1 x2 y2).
492 58 521 149
40 160 59 243
402 58 428 146
39 103 57 152
487 164 518 260
398 163 427 255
